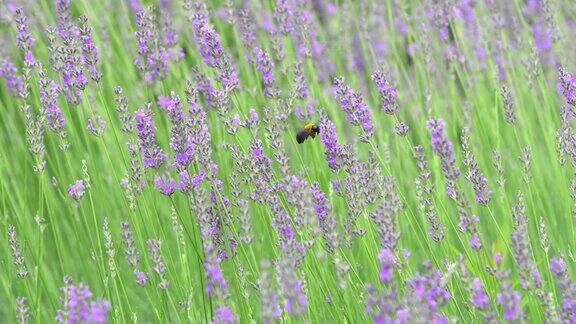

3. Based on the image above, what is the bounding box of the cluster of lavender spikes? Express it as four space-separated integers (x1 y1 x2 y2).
2 1 576 323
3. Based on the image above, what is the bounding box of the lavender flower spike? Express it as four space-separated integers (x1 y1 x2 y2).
371 70 399 115
333 76 373 140
134 106 166 169
68 180 85 200
426 118 460 183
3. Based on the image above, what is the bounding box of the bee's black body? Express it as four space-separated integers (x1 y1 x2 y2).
296 123 320 144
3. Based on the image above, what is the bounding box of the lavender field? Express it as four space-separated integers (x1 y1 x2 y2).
1 0 576 323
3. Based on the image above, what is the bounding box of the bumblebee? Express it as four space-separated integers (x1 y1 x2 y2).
296 122 320 144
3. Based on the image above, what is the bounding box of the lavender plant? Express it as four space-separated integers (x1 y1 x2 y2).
0 1 575 323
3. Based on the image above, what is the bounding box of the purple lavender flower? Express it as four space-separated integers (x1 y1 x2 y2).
133 8 174 84
365 284 403 324
511 192 542 290
454 0 486 68
205 257 228 298
186 83 213 167
193 68 218 108
237 9 258 61
78 16 101 82
68 180 85 200
159 92 193 169
55 277 111 324
293 61 308 99
371 70 399 115
426 119 460 195
213 306 236 324
558 67 576 106
333 76 373 140
114 86 133 133
86 115 106 136
0 58 24 96
496 282 523 322
406 267 450 320
120 221 149 286
147 239 169 289
127 0 142 14
253 47 275 97
154 176 177 196
310 182 339 253
378 248 395 283
320 116 345 171
15 8 35 66
468 233 482 250
274 0 295 35
548 256 576 322
38 70 65 131
178 170 206 192
248 140 273 202
190 3 223 67
259 260 282 323
549 257 566 277
134 107 166 169
470 278 489 309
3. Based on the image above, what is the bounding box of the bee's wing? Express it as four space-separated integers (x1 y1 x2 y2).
296 129 309 143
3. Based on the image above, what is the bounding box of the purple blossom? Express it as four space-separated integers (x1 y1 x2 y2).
55 277 111 324
294 61 308 99
237 9 257 61
454 0 485 68
134 270 148 286
407 268 450 317
532 24 553 53
205 257 228 298
259 260 281 323
0 58 23 96
371 70 399 115
68 180 85 200
333 76 373 140
320 117 345 171
147 239 169 289
86 115 106 136
558 67 576 106
468 233 482 250
159 92 193 169
549 256 576 322
120 221 149 286
134 107 166 169
133 8 175 84
15 8 36 66
470 278 489 309
549 257 566 277
78 16 101 82
190 4 224 67
253 47 275 97
178 170 205 192
154 176 177 196
186 83 213 167
248 140 273 202
127 0 142 14
427 119 460 184
378 248 395 283
38 71 65 131
496 282 523 322
212 306 236 324
310 182 338 253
